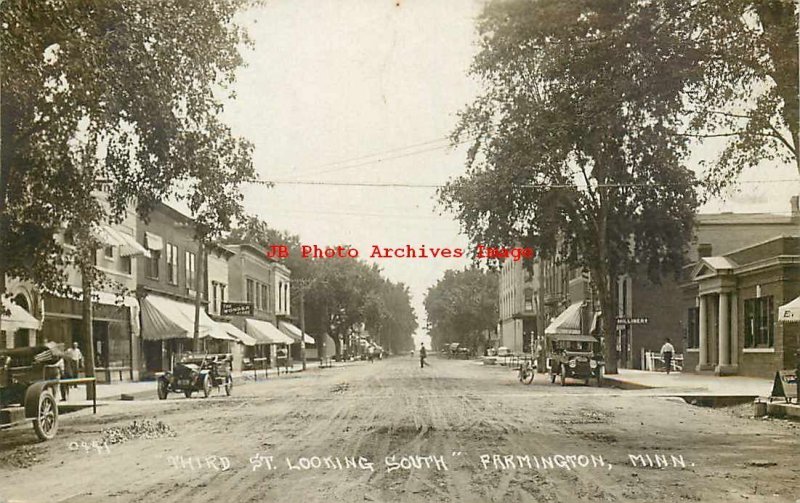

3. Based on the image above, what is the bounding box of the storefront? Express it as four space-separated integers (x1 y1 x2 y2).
140 294 234 374
244 318 294 368
279 321 316 360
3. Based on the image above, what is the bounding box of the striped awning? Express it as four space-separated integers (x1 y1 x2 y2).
220 322 257 346
278 321 315 345
1 299 41 332
140 295 234 341
545 302 583 336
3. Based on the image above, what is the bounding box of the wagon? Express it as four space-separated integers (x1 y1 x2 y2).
157 353 233 399
0 346 64 441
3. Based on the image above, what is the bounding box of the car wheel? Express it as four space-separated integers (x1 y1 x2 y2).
33 389 58 441
157 379 169 400
201 374 211 398
560 365 567 386
225 375 233 396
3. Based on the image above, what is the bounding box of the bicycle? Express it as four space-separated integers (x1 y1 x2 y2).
518 356 536 384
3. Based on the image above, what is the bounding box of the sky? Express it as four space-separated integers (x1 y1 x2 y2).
220 0 799 345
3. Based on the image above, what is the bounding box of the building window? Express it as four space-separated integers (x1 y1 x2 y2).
121 256 132 275
185 251 196 288
687 307 699 348
211 282 218 315
166 244 179 285
147 250 161 279
220 284 226 305
261 284 268 311
744 296 774 348
104 246 114 258
524 288 533 312
246 278 255 305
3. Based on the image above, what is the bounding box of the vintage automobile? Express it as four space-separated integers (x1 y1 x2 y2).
157 353 233 399
0 346 63 441
546 334 604 386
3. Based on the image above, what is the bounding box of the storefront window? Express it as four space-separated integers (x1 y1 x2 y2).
744 296 774 348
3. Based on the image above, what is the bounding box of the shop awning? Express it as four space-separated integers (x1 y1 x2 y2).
94 225 150 257
779 296 800 323
144 231 164 251
549 333 598 343
141 295 233 341
278 321 315 345
219 322 256 346
245 318 295 345
1 299 41 332
545 302 583 336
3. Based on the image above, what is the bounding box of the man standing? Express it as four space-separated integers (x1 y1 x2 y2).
419 343 427 369
660 338 675 375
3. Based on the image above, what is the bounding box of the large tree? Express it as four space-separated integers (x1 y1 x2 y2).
1 1 254 365
441 0 701 373
424 267 498 353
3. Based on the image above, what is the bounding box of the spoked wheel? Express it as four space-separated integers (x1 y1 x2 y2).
560 364 567 386
157 379 169 400
201 374 211 398
33 389 59 441
224 375 233 396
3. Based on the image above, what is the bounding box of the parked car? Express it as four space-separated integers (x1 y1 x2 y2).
157 353 233 399
0 346 63 440
546 334 603 386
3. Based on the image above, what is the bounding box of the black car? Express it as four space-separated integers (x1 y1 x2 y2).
546 334 604 386
157 353 233 399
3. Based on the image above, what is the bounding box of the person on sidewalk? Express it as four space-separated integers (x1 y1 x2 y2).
419 343 428 368
65 341 83 388
660 338 675 375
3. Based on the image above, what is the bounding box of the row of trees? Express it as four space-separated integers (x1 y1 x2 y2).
424 268 498 353
1 1 256 376
227 217 418 356
439 0 798 373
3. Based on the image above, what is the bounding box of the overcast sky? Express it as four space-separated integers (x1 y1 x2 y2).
221 0 799 344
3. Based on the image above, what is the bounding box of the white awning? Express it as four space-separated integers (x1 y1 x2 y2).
140 295 233 341
145 231 164 251
93 225 150 257
278 321 315 344
779 296 800 323
220 322 257 346
245 318 295 345
545 302 583 336
1 299 41 332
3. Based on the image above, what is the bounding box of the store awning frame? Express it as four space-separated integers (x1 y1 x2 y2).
140 295 233 341
245 318 295 345
278 321 315 345
1 299 41 332
220 322 257 346
545 301 583 336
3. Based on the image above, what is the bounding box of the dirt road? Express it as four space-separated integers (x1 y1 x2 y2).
1 357 798 503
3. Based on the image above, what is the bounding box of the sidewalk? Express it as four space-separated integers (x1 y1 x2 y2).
603 369 772 397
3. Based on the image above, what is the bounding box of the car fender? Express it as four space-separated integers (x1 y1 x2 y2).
24 381 57 419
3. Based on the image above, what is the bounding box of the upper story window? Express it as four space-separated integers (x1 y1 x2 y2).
166 244 179 285
261 284 268 312
185 251 196 288
246 278 255 305
146 250 161 279
104 245 114 259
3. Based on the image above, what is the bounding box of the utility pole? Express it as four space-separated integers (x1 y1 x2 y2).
192 239 205 354
299 288 306 371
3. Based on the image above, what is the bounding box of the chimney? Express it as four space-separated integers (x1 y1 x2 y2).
791 195 800 217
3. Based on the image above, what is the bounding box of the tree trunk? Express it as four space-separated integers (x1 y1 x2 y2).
192 239 205 353
81 265 96 399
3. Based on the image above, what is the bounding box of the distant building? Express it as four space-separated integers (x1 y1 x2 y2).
498 256 537 353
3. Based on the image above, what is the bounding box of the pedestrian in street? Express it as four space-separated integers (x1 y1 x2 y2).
419 343 428 368
660 337 675 375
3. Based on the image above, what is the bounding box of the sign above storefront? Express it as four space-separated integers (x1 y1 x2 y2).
616 317 649 325
220 302 254 316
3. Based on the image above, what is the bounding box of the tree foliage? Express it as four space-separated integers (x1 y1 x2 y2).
441 0 702 372
424 267 498 352
0 0 254 298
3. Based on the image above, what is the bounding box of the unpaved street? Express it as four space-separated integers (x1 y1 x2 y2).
1 357 798 503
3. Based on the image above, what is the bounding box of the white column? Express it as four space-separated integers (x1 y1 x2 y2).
698 295 708 369
730 292 738 367
718 292 729 366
